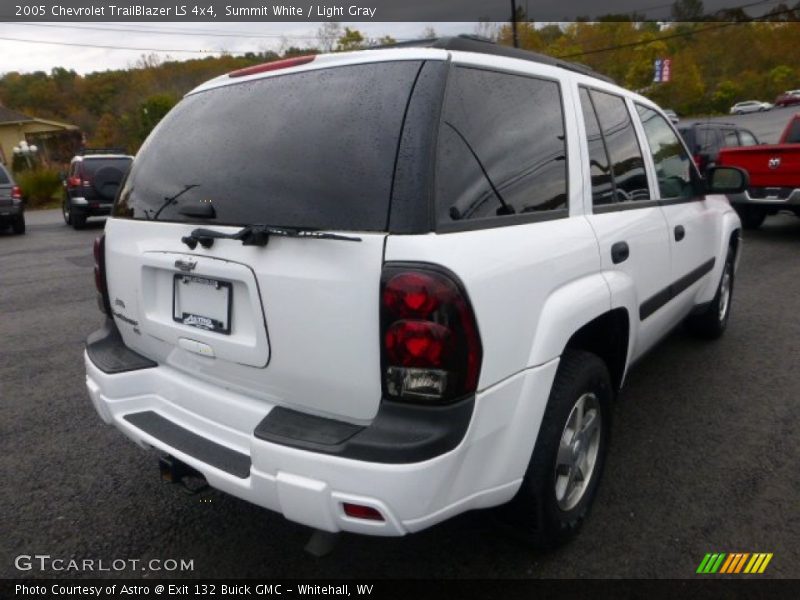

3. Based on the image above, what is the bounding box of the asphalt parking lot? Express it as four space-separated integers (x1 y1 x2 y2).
678 105 797 143
1 207 799 580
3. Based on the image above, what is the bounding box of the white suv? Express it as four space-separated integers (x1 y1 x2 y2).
85 37 746 549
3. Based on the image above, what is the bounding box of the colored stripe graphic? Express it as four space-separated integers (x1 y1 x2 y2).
698 552 772 574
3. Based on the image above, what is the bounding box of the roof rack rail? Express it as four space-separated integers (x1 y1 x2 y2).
379 34 614 84
78 147 128 156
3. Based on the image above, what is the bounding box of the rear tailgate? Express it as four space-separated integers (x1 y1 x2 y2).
718 145 800 188
103 57 431 423
105 219 386 422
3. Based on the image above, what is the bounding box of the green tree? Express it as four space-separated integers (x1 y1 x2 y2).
336 28 365 52
137 93 178 145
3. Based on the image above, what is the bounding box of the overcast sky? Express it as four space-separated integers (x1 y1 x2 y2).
0 22 477 75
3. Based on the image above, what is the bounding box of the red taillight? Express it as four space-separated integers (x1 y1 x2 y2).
93 235 111 314
68 176 81 187
342 503 384 521
228 55 315 78
380 265 482 404
11 185 22 200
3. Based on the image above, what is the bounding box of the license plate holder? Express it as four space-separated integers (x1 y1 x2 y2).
173 275 232 334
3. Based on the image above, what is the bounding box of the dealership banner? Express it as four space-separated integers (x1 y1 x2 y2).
2 0 796 22
2 579 798 599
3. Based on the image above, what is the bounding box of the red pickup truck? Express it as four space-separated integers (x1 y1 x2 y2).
718 114 800 229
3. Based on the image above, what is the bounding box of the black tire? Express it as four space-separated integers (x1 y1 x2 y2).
685 246 735 340
11 214 25 235
496 349 612 550
71 213 87 230
62 197 72 225
736 206 766 230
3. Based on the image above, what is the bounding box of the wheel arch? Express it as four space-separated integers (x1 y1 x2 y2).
526 273 630 393
563 308 630 393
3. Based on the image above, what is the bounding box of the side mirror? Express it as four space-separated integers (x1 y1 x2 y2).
706 166 749 194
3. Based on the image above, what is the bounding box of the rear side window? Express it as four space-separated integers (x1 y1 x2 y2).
115 61 422 231
0 166 10 184
738 130 759 146
435 67 567 227
723 130 739 147
697 128 720 153
636 105 695 200
581 88 650 203
784 119 800 143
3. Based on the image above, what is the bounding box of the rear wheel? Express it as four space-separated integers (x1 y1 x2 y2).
497 349 612 550
71 212 87 230
11 214 25 235
686 246 735 339
736 206 766 230
62 197 72 225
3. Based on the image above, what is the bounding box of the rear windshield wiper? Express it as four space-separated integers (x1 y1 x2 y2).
181 224 362 249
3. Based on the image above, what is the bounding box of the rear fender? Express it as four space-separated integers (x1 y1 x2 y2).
527 273 614 368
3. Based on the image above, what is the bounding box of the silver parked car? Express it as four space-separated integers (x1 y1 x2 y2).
730 100 772 114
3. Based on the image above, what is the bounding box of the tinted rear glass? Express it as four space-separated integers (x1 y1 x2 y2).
785 119 800 143
81 157 132 177
435 67 567 225
114 61 422 231
0 167 10 185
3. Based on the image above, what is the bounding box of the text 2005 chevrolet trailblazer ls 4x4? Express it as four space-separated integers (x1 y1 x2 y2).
85 37 747 549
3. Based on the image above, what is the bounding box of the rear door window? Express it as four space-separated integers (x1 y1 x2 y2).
584 88 650 203
579 87 615 205
435 66 568 227
115 61 423 231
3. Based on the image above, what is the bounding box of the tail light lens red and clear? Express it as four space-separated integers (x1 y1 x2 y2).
10 185 22 200
93 235 111 315
380 265 482 404
68 176 81 187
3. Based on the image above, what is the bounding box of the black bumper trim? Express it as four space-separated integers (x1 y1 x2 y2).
86 318 157 374
254 396 474 464
124 411 251 479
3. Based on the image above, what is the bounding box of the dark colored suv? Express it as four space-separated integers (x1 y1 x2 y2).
677 122 760 175
63 151 133 229
0 164 25 235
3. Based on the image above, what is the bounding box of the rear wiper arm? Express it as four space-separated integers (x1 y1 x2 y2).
181 224 362 249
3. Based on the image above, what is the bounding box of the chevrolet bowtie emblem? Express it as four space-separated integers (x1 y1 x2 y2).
174 259 197 272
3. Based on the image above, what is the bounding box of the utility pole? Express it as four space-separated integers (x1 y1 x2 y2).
511 0 519 48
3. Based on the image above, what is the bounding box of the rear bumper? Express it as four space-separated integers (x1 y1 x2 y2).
728 188 800 209
0 202 23 219
70 196 113 216
85 324 558 536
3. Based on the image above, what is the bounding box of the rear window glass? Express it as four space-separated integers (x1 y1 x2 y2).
785 119 800 144
114 61 422 231
81 157 131 177
435 67 567 225
0 167 10 185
